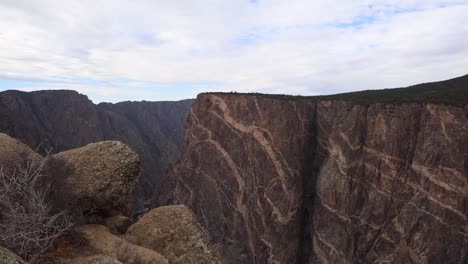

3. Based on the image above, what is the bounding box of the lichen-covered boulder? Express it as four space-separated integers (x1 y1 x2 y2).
125 205 220 264
74 225 168 264
102 214 133 235
0 246 26 264
63 255 122 264
52 141 141 216
0 133 41 172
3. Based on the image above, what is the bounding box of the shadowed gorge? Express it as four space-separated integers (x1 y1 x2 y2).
160 75 468 263
0 90 194 204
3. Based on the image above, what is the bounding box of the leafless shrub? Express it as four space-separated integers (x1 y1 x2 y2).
0 156 73 263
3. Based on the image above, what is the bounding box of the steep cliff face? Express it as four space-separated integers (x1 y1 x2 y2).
98 100 193 199
0 90 193 201
160 78 467 263
161 95 316 263
309 102 467 264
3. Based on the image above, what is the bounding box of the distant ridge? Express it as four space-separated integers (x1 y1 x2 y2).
204 74 468 106
0 89 194 205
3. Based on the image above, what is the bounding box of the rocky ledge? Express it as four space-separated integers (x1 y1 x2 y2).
0 134 219 264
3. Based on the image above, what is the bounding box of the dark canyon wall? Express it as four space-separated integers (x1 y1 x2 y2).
0 90 193 203
160 77 467 263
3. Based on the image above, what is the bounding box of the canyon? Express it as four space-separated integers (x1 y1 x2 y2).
0 75 466 263
0 90 193 204
160 75 468 263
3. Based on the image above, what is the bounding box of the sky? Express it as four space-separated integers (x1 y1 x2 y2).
0 0 467 103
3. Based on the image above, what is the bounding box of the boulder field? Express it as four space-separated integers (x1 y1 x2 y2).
0 134 219 264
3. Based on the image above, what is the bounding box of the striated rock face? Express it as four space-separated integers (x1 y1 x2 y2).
125 205 221 264
308 102 467 264
52 141 142 216
0 90 193 203
160 94 316 263
160 92 467 263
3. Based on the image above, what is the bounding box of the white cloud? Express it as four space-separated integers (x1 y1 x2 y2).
0 0 467 102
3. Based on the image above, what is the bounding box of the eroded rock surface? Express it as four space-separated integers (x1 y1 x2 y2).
52 141 141 216
61 255 122 264
74 225 168 264
0 133 41 172
125 205 220 264
0 246 25 264
160 93 468 263
102 214 133 235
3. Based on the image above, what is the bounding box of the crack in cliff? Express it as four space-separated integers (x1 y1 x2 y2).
296 102 319 264
254 97 263 119
427 104 455 142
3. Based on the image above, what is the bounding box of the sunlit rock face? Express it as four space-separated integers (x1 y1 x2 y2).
160 93 467 264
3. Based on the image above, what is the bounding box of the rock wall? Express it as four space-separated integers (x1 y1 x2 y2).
0 90 193 203
160 93 467 264
309 101 467 264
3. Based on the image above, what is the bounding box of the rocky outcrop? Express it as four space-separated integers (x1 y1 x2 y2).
160 75 468 263
0 246 25 264
0 134 220 263
102 214 133 235
125 205 220 264
0 135 141 218
73 225 168 264
55 206 219 264
63 255 122 264
0 90 193 203
51 141 141 216
0 133 41 172
55 206 218 264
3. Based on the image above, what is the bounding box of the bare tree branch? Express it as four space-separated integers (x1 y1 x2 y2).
0 156 73 263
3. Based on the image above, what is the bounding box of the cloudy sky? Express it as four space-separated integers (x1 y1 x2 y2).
0 0 467 102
